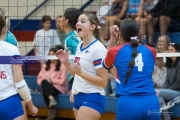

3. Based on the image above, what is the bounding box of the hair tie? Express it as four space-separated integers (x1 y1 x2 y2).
131 36 139 41
97 25 101 29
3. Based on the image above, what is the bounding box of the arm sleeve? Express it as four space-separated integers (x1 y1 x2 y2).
51 64 68 85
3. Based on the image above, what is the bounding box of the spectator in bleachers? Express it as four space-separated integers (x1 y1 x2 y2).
135 0 159 43
99 0 128 41
33 15 60 67
60 8 82 55
152 51 170 120
156 35 171 63
146 0 180 46
55 15 66 46
156 43 180 120
37 47 68 120
157 35 170 53
153 55 167 89
126 0 141 19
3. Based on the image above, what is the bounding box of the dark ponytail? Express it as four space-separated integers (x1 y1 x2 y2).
124 40 138 83
120 18 140 84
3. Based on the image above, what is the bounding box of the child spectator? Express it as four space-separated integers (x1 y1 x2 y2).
37 47 68 120
33 15 60 66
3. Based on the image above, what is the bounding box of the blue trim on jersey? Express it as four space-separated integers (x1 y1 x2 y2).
102 60 114 70
93 58 102 66
80 39 98 51
102 60 109 70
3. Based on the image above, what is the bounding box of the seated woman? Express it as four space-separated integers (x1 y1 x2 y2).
156 42 180 120
135 0 159 44
37 47 68 120
146 0 180 46
153 55 167 89
156 35 171 63
156 35 171 53
100 0 128 41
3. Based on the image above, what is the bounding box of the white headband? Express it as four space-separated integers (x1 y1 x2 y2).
97 25 101 29
131 36 139 41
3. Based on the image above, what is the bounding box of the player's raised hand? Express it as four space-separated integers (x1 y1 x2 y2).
110 25 119 39
56 49 69 64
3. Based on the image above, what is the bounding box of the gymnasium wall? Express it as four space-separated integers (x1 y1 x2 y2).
0 0 102 55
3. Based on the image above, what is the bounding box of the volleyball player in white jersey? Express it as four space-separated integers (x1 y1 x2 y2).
0 15 38 120
56 13 108 120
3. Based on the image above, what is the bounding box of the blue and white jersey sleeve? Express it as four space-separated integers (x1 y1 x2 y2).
93 44 107 69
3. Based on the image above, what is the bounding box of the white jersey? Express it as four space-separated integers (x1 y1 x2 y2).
0 41 20 101
33 29 60 56
72 39 107 95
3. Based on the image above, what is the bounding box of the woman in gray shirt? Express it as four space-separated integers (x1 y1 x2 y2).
156 42 180 120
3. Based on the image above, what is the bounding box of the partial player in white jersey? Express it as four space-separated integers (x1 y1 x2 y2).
0 15 38 120
56 13 108 120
